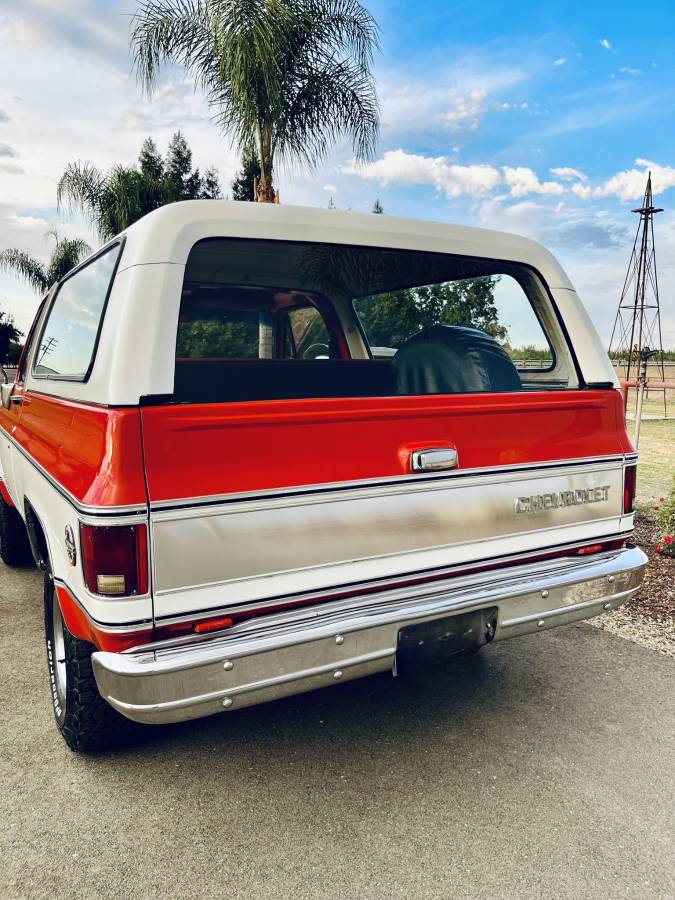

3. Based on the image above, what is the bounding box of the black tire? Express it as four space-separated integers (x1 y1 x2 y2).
44 575 131 753
0 502 35 567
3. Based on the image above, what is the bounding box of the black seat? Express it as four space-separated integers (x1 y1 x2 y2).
392 325 522 395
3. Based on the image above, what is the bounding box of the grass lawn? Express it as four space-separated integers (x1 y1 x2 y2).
634 417 675 505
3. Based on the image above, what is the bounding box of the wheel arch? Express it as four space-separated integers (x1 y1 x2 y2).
24 499 52 572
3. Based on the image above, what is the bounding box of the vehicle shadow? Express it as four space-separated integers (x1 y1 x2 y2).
107 638 540 764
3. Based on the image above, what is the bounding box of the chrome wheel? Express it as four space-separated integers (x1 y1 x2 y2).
51 597 67 710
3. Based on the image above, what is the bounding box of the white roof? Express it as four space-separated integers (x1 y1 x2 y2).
23 201 617 405
117 200 575 290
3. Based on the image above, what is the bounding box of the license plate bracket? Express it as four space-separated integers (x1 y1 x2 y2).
396 607 497 672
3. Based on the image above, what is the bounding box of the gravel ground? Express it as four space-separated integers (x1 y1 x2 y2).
589 511 675 657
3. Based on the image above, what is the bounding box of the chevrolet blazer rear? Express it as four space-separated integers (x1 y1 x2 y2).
0 201 646 752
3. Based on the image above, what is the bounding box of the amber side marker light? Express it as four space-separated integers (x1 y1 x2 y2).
79 524 149 597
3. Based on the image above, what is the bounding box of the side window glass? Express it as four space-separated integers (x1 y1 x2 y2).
33 244 120 380
16 296 48 383
285 308 332 359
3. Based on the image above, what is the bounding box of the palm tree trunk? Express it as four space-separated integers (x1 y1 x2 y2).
255 125 277 203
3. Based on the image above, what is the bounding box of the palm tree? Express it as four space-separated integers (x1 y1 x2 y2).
0 230 91 295
57 132 222 242
57 162 175 243
130 0 380 203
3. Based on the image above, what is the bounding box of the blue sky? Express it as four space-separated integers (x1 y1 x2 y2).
1 0 674 344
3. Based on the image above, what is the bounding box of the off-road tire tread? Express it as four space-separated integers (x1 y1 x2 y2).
60 627 127 753
0 502 34 567
45 578 132 753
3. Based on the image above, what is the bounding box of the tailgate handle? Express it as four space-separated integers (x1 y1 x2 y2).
410 448 458 472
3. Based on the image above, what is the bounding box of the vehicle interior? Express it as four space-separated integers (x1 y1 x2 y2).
172 238 575 404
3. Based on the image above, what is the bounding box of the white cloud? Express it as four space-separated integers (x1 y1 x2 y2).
0 143 18 158
600 38 612 50
550 166 587 181
502 166 564 197
443 89 487 131
553 58 567 67
343 150 502 198
571 182 592 199
377 60 527 138
322 184 337 194
345 151 569 200
595 159 675 200
619 66 642 76
346 151 675 210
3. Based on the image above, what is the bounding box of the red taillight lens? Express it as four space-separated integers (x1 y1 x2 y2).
193 616 234 634
79 523 149 597
623 464 637 514
576 543 604 556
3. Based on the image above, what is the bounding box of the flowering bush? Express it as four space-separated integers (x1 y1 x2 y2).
655 481 675 558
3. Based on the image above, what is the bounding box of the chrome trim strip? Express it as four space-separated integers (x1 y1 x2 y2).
147 453 632 512
0 425 148 517
77 511 149 527
92 546 647 725
150 457 625 525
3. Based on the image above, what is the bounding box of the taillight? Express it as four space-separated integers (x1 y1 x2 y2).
623 464 637 514
576 543 604 556
79 523 149 597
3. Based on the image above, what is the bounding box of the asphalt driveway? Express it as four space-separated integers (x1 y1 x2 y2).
1 562 673 900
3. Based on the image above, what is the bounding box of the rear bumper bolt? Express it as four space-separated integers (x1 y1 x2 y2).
541 590 549 599
223 660 233 671
222 697 233 708
607 575 615 583
537 620 545 628
335 635 344 645
333 670 343 680
603 602 611 610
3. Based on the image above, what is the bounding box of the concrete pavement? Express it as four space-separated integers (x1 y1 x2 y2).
1 561 673 900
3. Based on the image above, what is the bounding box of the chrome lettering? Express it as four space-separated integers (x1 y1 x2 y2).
515 485 610 514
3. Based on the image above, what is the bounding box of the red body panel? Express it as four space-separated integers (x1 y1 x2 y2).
1 389 632 510
56 584 152 652
140 389 632 502
0 478 15 507
1 392 147 507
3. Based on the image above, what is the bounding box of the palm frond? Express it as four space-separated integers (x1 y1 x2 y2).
131 0 222 96
130 0 380 191
0 249 49 294
46 238 92 285
57 161 109 239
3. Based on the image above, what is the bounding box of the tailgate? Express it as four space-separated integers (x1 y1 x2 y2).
140 390 634 622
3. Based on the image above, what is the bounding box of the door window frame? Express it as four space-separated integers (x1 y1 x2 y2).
31 239 124 383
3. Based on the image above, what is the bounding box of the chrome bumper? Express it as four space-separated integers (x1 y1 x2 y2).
92 546 647 725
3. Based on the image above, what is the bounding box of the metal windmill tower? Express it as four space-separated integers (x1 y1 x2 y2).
609 172 667 415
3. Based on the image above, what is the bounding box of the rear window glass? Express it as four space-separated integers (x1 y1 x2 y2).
173 238 572 404
354 273 553 368
33 244 120 380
